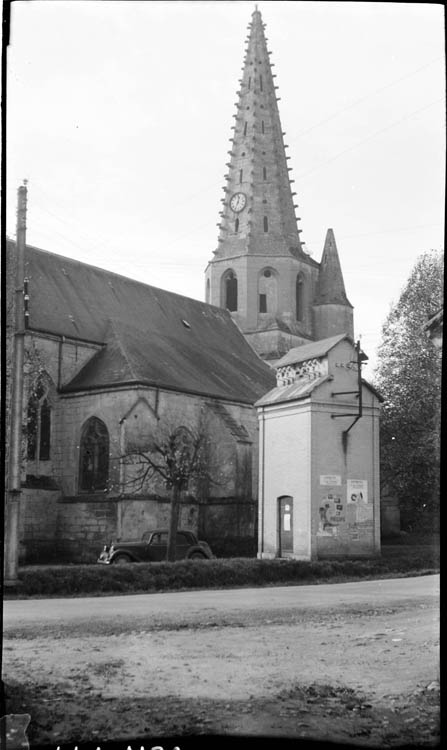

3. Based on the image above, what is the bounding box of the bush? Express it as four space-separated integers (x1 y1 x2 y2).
14 544 439 598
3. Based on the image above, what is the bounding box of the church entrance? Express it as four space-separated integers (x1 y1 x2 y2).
278 496 293 556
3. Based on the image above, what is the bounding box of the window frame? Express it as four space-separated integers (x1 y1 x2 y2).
78 416 110 493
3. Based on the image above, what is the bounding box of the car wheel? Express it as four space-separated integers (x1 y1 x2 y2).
113 554 133 565
189 551 206 560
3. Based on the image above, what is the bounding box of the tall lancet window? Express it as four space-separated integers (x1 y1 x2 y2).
79 417 109 492
296 274 304 321
223 270 238 312
27 376 53 461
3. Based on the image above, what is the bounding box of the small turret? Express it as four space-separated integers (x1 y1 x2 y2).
313 229 354 340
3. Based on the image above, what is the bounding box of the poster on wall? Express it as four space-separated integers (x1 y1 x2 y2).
347 479 368 504
317 494 345 536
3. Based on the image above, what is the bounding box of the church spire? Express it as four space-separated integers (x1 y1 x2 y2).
206 9 354 361
214 7 306 259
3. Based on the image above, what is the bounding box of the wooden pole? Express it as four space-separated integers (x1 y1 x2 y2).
4 182 28 585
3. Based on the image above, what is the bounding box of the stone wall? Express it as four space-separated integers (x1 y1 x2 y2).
16 348 260 561
18 493 256 563
206 253 319 344
18 489 60 562
55 496 118 562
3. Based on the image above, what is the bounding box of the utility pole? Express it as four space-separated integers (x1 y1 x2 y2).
4 181 28 586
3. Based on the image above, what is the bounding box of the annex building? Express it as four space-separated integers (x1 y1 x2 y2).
5 9 381 563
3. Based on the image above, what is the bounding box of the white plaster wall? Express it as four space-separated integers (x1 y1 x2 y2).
310 387 381 557
258 401 312 559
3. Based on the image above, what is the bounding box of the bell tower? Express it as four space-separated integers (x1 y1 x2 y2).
205 7 320 362
205 8 354 362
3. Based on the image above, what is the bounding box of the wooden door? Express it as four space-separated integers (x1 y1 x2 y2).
278 496 293 556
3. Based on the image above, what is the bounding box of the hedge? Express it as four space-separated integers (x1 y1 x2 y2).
13 545 439 598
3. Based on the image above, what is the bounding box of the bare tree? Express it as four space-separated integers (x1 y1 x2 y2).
120 415 218 561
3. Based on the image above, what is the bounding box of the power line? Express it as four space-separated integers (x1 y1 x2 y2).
289 56 444 142
296 98 445 181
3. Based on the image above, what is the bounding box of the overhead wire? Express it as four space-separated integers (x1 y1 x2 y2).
295 97 445 182
8 57 443 259
288 56 444 142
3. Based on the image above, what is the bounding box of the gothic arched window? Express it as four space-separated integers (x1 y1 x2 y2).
79 417 109 492
27 376 52 461
223 270 238 312
296 274 304 321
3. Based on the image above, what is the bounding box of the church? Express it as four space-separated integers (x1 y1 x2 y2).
5 8 381 563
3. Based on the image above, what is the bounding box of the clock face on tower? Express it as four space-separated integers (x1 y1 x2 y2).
230 192 247 213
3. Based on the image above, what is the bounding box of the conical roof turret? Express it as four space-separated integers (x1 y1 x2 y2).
214 7 307 260
315 229 353 307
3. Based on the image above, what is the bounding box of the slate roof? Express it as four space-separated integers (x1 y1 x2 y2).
10 241 276 403
255 375 329 408
256 375 383 408
274 333 351 368
314 229 353 307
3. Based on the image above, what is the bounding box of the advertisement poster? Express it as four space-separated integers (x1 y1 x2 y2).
347 479 368 504
317 494 345 536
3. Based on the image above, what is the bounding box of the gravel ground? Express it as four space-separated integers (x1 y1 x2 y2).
3 579 440 748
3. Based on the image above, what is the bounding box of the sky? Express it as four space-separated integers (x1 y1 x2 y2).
6 0 445 378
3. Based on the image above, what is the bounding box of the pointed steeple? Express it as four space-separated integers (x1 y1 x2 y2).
206 9 355 362
312 229 354 341
315 229 352 306
213 7 306 259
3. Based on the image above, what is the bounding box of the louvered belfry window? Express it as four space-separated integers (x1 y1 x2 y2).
225 270 238 312
79 417 109 492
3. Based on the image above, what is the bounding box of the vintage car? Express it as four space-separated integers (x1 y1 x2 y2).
97 529 214 564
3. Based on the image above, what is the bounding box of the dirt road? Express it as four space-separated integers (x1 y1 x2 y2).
3 576 440 747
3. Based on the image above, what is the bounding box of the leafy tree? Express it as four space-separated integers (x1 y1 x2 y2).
374 250 443 530
120 414 218 561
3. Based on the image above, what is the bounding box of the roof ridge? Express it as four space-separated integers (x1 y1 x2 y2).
275 333 351 368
